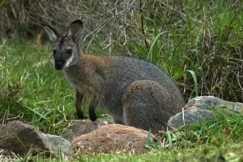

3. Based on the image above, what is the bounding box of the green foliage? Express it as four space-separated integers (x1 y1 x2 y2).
0 40 242 162
139 0 243 101
1 0 242 101
115 0 242 102
0 0 242 161
0 40 75 134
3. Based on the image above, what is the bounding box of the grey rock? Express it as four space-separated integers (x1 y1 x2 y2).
185 96 243 113
0 120 73 157
168 107 215 129
168 96 243 129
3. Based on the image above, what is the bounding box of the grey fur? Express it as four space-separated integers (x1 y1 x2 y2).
44 20 185 133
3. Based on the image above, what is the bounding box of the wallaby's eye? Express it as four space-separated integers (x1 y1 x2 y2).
66 49 72 55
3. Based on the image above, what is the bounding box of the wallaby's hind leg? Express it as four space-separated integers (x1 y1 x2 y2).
122 80 179 133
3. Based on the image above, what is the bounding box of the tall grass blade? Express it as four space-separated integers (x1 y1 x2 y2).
187 70 198 97
146 31 167 63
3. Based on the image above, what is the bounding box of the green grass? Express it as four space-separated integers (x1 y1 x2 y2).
0 39 75 134
0 0 243 161
1 37 243 162
133 0 243 101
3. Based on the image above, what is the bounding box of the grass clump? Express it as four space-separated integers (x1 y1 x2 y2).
175 109 243 148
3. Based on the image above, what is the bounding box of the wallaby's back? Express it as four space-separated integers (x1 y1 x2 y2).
95 56 183 109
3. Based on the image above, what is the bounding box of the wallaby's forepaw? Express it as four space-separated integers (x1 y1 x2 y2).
89 112 97 121
76 112 86 119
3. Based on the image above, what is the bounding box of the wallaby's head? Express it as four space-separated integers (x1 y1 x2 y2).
44 20 83 70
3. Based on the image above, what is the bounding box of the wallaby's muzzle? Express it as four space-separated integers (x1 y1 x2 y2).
55 59 65 70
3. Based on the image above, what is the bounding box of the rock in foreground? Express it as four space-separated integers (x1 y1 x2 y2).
0 121 73 157
73 124 154 154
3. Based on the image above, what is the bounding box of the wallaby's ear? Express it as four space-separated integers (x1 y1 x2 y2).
67 20 83 43
44 25 58 42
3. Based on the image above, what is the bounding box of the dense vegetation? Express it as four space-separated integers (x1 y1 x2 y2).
0 0 242 161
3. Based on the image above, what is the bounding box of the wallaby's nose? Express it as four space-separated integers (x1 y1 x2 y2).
55 61 64 70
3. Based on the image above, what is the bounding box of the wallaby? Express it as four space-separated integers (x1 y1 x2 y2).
44 20 185 133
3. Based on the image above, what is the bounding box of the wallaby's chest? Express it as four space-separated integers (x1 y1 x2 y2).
63 69 107 108
63 70 92 94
